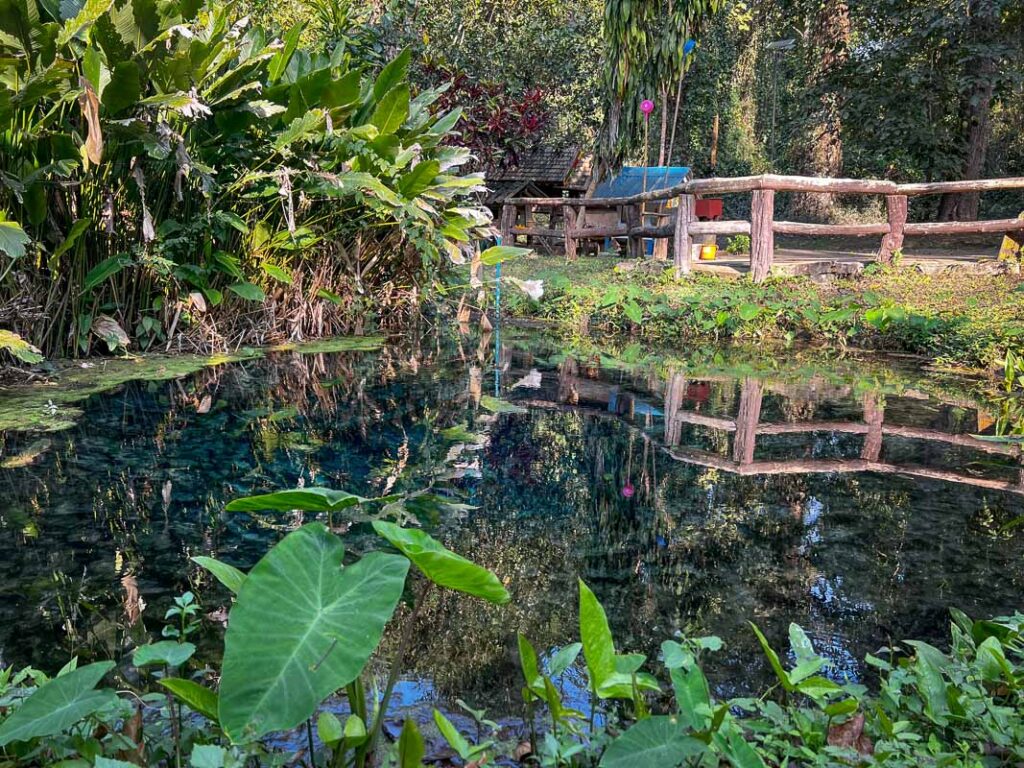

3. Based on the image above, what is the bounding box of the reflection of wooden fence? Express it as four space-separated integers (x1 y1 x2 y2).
662 376 1024 495
500 175 1024 282
514 364 1024 495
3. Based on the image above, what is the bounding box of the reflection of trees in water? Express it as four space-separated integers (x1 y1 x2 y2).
2 340 1023 713
0 343 475 667
398 399 1024 706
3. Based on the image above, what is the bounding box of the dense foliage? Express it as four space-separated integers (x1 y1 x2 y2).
0 0 492 358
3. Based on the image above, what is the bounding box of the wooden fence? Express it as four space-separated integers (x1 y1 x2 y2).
500 174 1024 282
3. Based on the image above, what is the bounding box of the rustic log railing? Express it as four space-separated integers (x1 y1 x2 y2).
500 174 1024 282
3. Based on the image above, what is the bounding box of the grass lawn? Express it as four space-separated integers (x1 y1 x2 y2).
496 252 1024 371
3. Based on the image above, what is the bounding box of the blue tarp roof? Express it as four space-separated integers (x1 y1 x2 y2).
591 166 691 198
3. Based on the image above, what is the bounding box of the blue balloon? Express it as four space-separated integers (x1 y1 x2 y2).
683 39 696 55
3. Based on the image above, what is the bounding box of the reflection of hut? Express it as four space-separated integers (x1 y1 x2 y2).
483 146 592 210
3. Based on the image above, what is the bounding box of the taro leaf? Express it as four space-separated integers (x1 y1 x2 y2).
433 709 490 761
749 622 792 691
579 579 658 699
0 661 115 746
189 744 227 768
105 61 140 115
159 678 219 722
371 84 409 135
218 524 408 741
317 711 343 745
372 521 510 604
661 640 694 670
623 299 643 324
398 717 425 768
192 555 246 594
713 722 767 768
133 640 195 668
548 642 583 677
479 245 530 266
227 282 265 302
49 217 91 267
0 220 31 260
225 487 373 513
479 395 527 414
517 633 544 697
268 22 302 83
670 664 711 731
95 758 142 768
736 303 760 321
0 329 43 363
599 716 705 768
261 262 292 285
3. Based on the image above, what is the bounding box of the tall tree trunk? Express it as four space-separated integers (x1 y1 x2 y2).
793 0 850 221
938 0 999 221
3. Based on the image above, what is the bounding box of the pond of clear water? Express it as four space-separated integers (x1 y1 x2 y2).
1 334 1022 721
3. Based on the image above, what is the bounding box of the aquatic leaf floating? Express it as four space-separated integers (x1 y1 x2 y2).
218 524 409 741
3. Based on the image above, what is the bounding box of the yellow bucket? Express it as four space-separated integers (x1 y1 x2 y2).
699 244 718 261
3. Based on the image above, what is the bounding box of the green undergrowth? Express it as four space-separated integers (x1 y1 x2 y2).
499 255 1024 372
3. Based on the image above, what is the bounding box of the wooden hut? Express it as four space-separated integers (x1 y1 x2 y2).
483 146 593 209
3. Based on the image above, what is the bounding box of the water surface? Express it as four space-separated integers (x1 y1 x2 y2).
1 335 1022 717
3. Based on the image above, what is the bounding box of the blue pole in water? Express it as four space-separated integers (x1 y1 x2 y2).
494 236 502 396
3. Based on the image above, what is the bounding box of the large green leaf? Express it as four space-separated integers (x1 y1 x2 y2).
57 0 113 45
268 22 302 83
599 716 706 768
192 555 246 594
0 220 31 259
371 84 409 135
397 160 440 198
372 47 411 100
372 521 509 604
82 254 131 292
0 661 115 746
133 640 195 668
227 282 265 302
225 487 373 513
579 579 658 699
479 245 530 266
218 524 409 741
159 678 219 722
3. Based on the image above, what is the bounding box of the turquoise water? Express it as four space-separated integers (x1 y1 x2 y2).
1 336 1022 718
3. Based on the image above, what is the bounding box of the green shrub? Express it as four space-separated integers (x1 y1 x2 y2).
0 1 491 356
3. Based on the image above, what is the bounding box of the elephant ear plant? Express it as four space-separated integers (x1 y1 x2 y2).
178 487 509 764
0 486 508 766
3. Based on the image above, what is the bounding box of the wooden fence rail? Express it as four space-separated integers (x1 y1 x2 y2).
499 174 1024 282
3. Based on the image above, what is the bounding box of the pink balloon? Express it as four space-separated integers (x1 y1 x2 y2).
640 99 655 116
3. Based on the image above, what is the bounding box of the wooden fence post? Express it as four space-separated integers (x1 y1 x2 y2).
626 204 643 258
673 194 696 278
861 393 885 462
750 189 775 282
500 203 515 245
733 378 764 465
563 204 578 261
879 194 908 263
